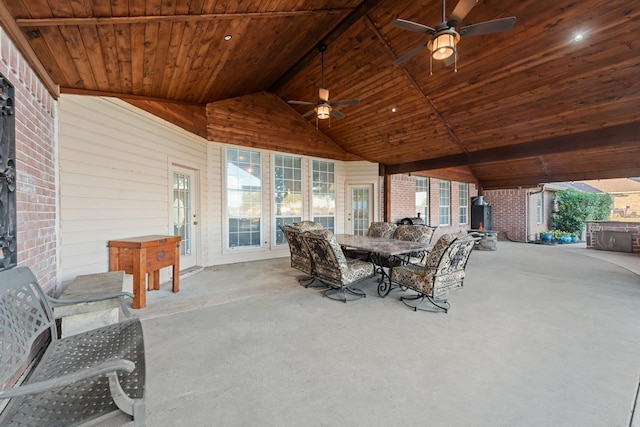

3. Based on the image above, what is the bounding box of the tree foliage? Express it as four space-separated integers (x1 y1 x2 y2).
553 189 612 235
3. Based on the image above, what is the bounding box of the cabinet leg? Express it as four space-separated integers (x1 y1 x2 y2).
132 250 145 309
149 270 160 291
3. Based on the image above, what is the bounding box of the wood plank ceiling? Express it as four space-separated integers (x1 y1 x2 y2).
3 0 639 189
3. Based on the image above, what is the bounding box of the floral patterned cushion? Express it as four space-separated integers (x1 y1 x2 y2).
293 221 323 231
302 230 374 287
281 225 313 276
367 222 397 239
390 233 476 297
433 235 475 277
393 225 436 263
425 233 459 269
393 225 435 244
342 258 375 285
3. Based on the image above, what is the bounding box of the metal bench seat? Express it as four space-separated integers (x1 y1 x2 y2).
0 267 146 426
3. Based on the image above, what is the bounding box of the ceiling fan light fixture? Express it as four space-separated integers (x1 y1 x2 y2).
315 104 331 120
429 31 459 60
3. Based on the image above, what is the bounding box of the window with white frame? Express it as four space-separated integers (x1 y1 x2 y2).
415 177 429 225
226 147 262 248
459 182 468 224
536 193 543 224
439 180 451 226
312 160 336 232
274 154 303 245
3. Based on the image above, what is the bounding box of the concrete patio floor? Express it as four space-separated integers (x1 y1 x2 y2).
132 242 640 427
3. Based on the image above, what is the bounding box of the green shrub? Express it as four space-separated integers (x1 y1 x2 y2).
553 189 612 236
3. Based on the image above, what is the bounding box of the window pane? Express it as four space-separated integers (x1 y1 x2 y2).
439 180 450 225
173 172 192 256
311 160 336 231
459 182 468 224
415 177 429 225
537 193 543 224
227 148 262 248
274 154 303 245
312 160 336 232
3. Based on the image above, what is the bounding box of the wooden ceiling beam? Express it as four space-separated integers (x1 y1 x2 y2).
0 0 58 97
61 87 204 106
269 0 383 92
480 167 640 190
384 122 640 175
15 9 353 27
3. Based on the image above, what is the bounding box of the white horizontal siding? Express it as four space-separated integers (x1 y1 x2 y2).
59 95 209 282
59 95 380 278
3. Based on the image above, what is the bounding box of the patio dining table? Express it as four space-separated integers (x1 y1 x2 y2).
335 234 431 297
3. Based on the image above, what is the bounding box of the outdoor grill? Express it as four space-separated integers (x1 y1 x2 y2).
471 196 492 231
397 213 425 225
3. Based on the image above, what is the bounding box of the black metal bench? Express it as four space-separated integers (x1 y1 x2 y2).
0 266 146 426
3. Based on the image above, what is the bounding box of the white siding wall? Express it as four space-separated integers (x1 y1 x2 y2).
342 161 380 223
60 95 380 277
59 95 209 282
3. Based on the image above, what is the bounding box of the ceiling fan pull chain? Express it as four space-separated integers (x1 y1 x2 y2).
454 48 458 72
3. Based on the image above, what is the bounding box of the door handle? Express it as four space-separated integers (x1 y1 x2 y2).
193 221 199 225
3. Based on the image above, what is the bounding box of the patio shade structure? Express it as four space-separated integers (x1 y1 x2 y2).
1 0 638 189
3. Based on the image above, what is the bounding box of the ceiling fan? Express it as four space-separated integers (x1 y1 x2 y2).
287 44 359 125
391 0 516 73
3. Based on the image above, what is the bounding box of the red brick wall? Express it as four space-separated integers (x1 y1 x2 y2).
483 188 528 242
390 174 417 221
0 29 58 291
389 174 477 241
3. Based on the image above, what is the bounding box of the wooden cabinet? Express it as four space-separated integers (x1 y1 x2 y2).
108 235 181 309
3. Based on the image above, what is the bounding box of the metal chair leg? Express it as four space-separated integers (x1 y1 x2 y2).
400 293 449 313
323 285 366 303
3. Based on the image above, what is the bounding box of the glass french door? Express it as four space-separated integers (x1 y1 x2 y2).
347 184 373 235
172 167 199 270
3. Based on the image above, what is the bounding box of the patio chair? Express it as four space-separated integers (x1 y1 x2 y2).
368 222 398 239
375 224 436 272
301 230 375 303
373 224 437 294
344 221 398 259
280 225 323 288
392 224 437 264
389 232 477 313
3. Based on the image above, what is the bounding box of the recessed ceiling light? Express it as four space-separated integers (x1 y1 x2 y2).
224 35 232 41
573 33 584 42
391 107 397 113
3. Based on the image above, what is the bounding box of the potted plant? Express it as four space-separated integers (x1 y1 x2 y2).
539 231 552 242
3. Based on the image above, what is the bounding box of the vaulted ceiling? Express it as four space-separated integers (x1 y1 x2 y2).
2 0 639 189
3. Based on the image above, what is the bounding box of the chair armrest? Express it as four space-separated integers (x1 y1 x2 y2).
48 291 133 305
0 359 135 399
47 292 135 319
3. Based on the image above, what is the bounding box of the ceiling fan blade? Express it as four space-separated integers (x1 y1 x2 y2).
331 99 359 107
288 100 315 105
459 17 516 37
447 0 478 27
301 109 316 118
393 44 428 65
390 18 435 35
330 109 345 119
